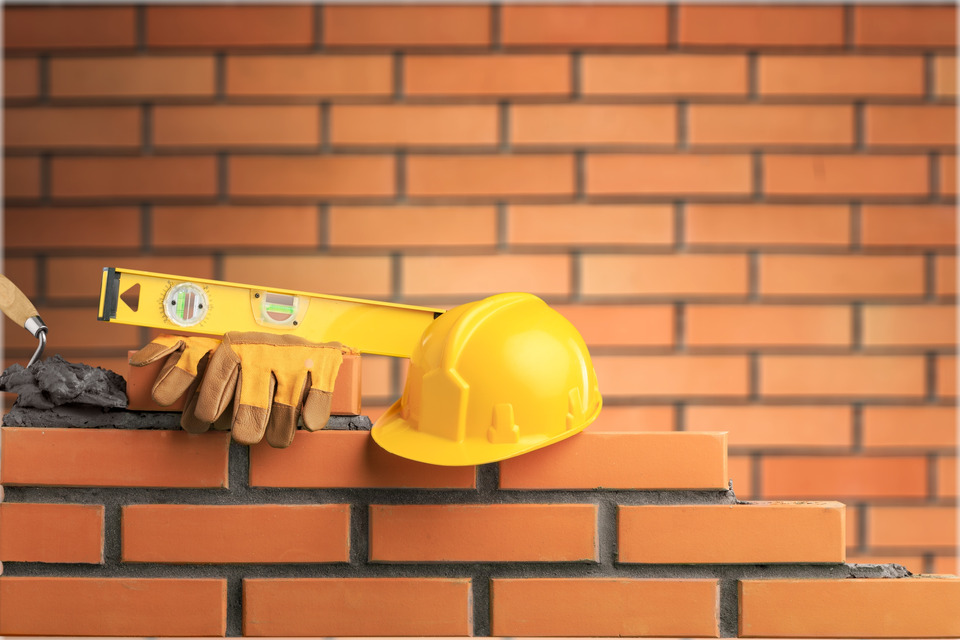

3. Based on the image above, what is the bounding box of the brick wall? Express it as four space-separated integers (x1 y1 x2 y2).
2 0 957 581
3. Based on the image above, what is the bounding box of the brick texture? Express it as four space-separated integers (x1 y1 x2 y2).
5 6 136 50
679 5 844 48
0 503 104 563
50 56 216 98
501 5 668 47
146 5 314 49
324 5 490 48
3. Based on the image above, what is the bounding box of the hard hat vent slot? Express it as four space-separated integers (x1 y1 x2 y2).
489 403 520 444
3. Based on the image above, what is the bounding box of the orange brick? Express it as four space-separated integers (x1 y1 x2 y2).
491 578 719 637
329 205 497 248
51 156 217 200
679 5 844 47
766 154 929 197
938 456 957 498
760 355 926 397
937 255 957 296
937 354 956 399
122 504 349 563
587 405 675 432
406 54 570 96
401 254 570 299
583 54 748 96
760 255 925 297
855 5 957 48
687 304 851 348
508 204 674 247
582 254 749 297
226 55 392 97
324 5 490 47
511 104 675 146
4 58 39 99
689 104 853 147
330 104 498 147
50 56 215 98
2 258 37 300
861 205 957 247
941 154 957 197
152 206 318 248
552 304 674 348
761 456 928 499
863 406 957 449
0 577 226 636
935 56 957 98
933 555 959 575
5 307 139 352
594 354 750 398
244 578 472 636
369 504 597 562
863 305 956 347
759 55 925 97
501 5 668 46
46 256 213 300
729 455 754 498
0 503 103 563
499 431 728 490
223 255 392 298
739 578 960 638
866 105 957 147
620 502 845 564
360 354 396 399
230 155 393 199
0 428 229 488
407 154 574 198
587 154 753 196
687 406 853 449
686 204 850 247
870 506 958 548
4 156 41 200
154 105 319 147
5 107 140 149
4 6 136 50
6 207 140 249
146 5 313 48
250 431 475 488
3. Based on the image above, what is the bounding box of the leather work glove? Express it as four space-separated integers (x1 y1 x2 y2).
193 331 352 448
129 335 223 433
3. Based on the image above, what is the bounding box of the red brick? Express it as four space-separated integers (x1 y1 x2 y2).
401 254 570 299
935 56 957 98
937 255 957 296
587 405 675 432
863 406 957 449
324 5 490 48
760 355 926 397
2 258 37 300
587 153 752 196
687 304 851 348
46 256 214 300
855 5 957 48
369 504 597 562
863 305 956 347
937 354 956 399
330 104 498 147
491 578 719 637
328 205 497 248
4 156 41 200
687 405 853 449
740 578 960 638
0 503 103 563
0 577 226 636
230 155 394 199
5 307 139 352
552 304 674 348
123 504 349 564
154 105 319 147
679 5 844 48
510 204 673 247
50 56 215 98
620 502 845 564
249 430 475 489
152 206 318 248
686 204 850 247
0 428 229 488
243 578 472 636
226 55 392 97
941 154 957 197
223 255 392 298
866 105 957 147
4 6 136 50
499 431 728 490
938 457 957 498
761 456 928 499
147 5 313 48
583 54 748 96
760 255 925 297
594 354 750 398
51 156 218 200
502 5 668 47
870 506 957 548
689 104 853 147
5 107 140 149
861 205 957 247
765 154 929 197
512 104 675 146
406 54 570 96
6 207 140 250
407 154 574 198
582 254 749 297
759 55 925 97
4 58 39 99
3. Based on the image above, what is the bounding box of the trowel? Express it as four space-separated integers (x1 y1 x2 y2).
0 274 48 367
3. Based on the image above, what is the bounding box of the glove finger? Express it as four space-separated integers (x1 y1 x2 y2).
307 347 344 394
152 352 197 406
263 369 308 448
177 336 222 377
129 338 183 367
194 340 241 423
231 373 274 446
302 384 333 432
179 379 212 434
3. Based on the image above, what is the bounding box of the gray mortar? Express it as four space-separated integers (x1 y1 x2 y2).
0 355 127 410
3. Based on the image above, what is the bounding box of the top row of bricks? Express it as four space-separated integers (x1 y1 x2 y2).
4 4 957 52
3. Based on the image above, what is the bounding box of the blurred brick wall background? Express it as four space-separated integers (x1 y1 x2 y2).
2 3 957 574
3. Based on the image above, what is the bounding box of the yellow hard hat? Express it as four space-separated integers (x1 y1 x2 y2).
371 292 602 466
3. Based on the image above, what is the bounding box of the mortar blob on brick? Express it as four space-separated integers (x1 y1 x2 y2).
0 355 127 411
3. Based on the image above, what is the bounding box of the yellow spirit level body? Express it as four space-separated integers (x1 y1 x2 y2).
98 267 444 358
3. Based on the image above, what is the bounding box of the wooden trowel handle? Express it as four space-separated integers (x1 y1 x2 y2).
0 274 40 328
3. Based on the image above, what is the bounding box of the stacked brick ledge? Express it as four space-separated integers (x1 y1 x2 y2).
0 424 957 637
